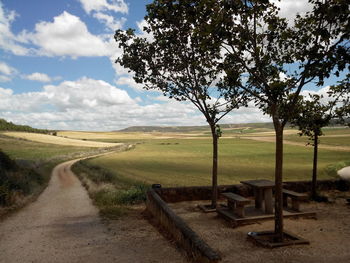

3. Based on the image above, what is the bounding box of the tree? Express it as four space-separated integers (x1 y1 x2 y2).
212 0 349 242
331 74 350 125
114 1 246 209
291 94 335 200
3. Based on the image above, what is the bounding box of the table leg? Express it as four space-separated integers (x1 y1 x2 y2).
264 188 273 214
255 189 263 209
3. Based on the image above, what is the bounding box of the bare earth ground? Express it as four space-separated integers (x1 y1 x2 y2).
169 195 350 263
0 160 185 263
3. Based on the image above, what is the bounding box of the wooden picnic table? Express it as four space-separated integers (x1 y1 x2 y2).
240 179 274 214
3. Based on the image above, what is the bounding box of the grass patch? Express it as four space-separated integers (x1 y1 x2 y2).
72 159 150 219
324 161 350 178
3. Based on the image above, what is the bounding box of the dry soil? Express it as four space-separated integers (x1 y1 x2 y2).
0 159 185 263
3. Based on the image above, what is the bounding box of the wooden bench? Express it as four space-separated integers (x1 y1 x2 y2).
282 189 308 212
221 192 251 218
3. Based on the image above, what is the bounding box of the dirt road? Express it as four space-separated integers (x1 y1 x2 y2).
0 159 184 263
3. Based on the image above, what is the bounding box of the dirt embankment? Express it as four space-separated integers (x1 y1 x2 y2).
0 159 185 263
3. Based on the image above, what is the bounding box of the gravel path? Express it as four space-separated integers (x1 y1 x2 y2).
0 159 184 263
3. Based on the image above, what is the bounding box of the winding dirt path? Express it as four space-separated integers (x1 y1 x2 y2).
0 159 184 263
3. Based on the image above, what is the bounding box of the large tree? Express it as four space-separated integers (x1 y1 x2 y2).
114 1 246 209
213 0 349 242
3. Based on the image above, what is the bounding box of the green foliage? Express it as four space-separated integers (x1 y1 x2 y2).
292 94 334 145
0 118 52 134
330 74 350 125
0 150 44 206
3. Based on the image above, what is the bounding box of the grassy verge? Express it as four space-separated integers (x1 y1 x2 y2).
72 159 149 219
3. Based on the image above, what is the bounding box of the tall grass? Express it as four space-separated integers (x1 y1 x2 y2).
72 160 150 219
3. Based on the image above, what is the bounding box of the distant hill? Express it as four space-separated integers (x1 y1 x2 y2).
118 122 276 133
0 118 52 134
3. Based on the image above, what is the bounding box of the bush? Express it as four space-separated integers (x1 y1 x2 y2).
325 161 350 178
0 150 44 206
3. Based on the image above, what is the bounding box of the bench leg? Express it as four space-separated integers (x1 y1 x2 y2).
227 200 236 211
264 188 273 214
292 199 300 212
255 189 263 209
235 204 245 218
283 194 288 208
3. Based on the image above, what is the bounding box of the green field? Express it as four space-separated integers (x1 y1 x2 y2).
285 129 350 147
87 137 350 187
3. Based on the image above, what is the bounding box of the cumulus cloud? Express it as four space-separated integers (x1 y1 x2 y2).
43 77 134 110
0 61 17 82
78 0 128 14
21 11 114 58
272 0 313 22
115 76 144 91
0 76 209 130
0 3 29 55
23 72 52 83
93 12 126 31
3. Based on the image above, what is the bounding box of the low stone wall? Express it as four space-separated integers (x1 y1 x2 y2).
146 189 221 263
154 185 252 203
155 179 350 203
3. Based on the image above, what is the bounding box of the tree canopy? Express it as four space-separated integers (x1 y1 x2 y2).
115 0 247 208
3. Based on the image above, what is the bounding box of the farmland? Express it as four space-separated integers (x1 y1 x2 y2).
2 126 349 191
3 131 120 148
64 127 350 187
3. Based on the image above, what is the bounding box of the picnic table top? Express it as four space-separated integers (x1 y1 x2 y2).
240 179 275 189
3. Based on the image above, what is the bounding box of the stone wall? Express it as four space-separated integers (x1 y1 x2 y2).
154 179 350 203
146 189 221 263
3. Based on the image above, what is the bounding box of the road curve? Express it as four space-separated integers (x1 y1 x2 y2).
0 159 184 263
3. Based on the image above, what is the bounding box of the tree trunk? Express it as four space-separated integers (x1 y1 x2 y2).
273 121 284 242
311 133 318 200
210 124 218 209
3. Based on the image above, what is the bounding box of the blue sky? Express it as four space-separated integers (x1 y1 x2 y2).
0 0 345 131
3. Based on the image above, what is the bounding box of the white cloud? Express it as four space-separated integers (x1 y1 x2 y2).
0 75 11 82
43 77 134 110
0 61 17 82
23 72 52 82
272 0 313 22
93 12 126 31
151 95 172 102
78 0 128 14
116 76 144 91
21 11 114 58
0 3 29 55
0 61 16 75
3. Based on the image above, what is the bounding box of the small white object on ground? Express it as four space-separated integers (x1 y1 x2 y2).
338 166 350 181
